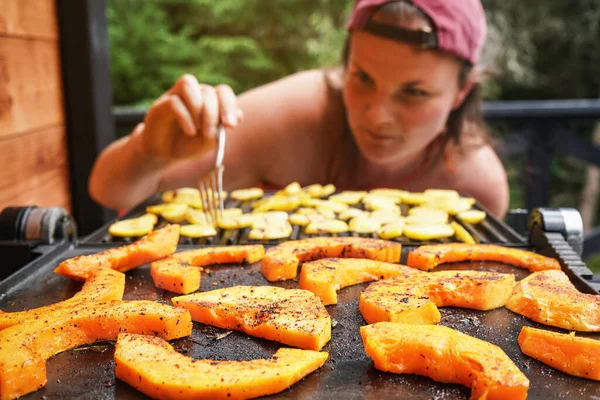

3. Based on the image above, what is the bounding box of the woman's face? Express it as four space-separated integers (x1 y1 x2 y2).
343 30 471 166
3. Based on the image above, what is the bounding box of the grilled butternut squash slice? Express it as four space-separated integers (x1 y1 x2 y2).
507 270 600 331
360 270 514 324
299 258 420 305
407 243 561 272
172 286 331 351
0 300 192 399
261 237 402 281
115 333 328 400
151 245 264 294
0 268 124 330
518 326 600 380
361 322 530 400
54 224 180 280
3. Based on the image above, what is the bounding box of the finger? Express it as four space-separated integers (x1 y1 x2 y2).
170 74 204 132
215 84 239 127
201 86 220 139
236 108 244 122
159 94 196 137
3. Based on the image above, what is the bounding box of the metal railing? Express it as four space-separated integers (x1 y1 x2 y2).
113 99 600 257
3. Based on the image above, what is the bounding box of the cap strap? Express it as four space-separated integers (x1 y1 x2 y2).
363 19 438 49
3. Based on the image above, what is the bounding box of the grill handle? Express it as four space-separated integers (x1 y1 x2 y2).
529 208 597 293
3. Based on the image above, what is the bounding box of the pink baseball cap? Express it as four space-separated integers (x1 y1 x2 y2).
346 0 487 65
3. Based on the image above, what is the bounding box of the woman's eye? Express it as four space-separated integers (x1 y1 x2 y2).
403 87 429 97
353 70 374 86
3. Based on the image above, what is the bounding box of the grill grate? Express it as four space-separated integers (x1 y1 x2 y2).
83 193 528 247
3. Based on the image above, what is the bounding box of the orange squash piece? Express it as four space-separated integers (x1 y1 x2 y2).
519 326 600 380
360 270 514 324
172 286 331 350
361 322 529 400
150 245 265 294
115 333 328 400
0 268 125 330
261 237 401 281
298 258 420 305
507 270 600 331
0 300 192 399
407 243 561 272
54 224 180 280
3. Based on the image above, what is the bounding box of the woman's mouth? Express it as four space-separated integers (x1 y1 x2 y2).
366 129 395 141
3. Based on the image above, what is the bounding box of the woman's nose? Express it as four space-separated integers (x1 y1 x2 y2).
363 96 395 127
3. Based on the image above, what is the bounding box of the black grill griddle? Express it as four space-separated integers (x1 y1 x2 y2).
1 240 599 400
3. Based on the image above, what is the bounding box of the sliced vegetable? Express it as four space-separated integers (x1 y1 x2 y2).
360 270 514 324
299 258 418 305
108 213 158 237
230 187 264 201
507 270 600 331
249 221 293 240
407 243 561 272
115 333 328 400
54 225 180 280
402 224 454 240
458 209 487 224
329 190 367 205
305 219 349 235
361 323 529 400
151 245 264 294
450 221 476 244
349 215 381 234
0 300 192 399
377 220 406 239
518 326 600 380
180 224 217 238
172 286 331 350
261 237 401 281
370 208 402 225
0 268 125 330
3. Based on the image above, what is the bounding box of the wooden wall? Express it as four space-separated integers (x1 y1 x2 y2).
0 0 71 212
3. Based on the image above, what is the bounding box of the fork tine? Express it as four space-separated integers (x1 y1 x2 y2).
210 171 219 225
199 179 214 226
217 166 224 218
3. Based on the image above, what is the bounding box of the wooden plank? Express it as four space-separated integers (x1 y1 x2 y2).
0 126 71 212
0 0 58 39
0 36 64 139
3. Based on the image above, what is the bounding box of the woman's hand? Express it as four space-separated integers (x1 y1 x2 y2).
136 74 243 160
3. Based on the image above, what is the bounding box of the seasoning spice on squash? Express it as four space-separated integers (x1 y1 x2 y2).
115 333 328 400
0 268 125 330
519 326 600 380
261 237 401 281
54 224 180 280
407 243 561 272
172 286 331 350
298 258 420 305
0 300 192 399
361 322 530 400
150 245 265 294
360 270 515 324
507 270 600 331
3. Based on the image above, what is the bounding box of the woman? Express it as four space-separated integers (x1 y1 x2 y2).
89 0 509 218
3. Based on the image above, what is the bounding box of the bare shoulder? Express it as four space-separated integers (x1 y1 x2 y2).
235 69 346 185
445 137 509 219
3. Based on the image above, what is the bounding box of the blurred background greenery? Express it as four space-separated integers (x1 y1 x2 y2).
107 0 600 268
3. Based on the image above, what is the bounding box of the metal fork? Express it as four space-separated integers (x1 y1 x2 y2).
198 124 226 227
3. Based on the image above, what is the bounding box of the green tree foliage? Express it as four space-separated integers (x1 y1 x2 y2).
108 0 350 106
483 0 600 100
